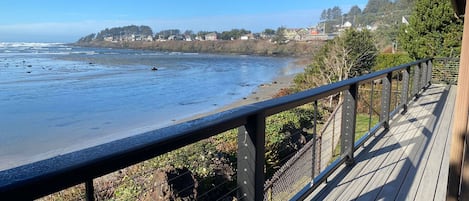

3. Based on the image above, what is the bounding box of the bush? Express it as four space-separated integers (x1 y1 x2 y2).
373 53 412 72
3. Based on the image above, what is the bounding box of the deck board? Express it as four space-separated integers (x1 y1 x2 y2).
307 85 455 201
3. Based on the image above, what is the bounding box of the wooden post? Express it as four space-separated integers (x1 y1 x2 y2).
448 1 469 200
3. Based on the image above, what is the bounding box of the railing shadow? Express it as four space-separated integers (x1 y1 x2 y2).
310 85 450 200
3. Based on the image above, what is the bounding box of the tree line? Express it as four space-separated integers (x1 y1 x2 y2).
77 25 285 43
295 0 461 92
319 0 415 33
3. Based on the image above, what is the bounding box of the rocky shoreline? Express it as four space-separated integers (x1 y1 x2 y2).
74 40 324 57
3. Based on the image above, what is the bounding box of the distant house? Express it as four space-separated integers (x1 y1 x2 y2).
343 21 353 28
184 35 193 41
145 35 154 42
284 29 301 41
240 34 254 40
205 33 217 41
168 35 184 41
168 35 177 40
104 36 114 42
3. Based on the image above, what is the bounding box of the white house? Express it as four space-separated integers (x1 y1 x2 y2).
205 33 217 41
343 21 353 28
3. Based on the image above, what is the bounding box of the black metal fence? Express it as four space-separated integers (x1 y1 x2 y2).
0 58 435 201
432 57 460 85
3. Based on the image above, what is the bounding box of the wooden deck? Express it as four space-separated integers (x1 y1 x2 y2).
308 84 456 201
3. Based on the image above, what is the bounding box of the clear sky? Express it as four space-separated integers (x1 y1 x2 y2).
0 0 367 43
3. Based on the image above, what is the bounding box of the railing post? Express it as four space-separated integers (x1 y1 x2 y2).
312 100 319 176
237 114 266 201
341 84 358 165
427 59 433 86
420 61 428 90
412 64 421 98
85 179 95 201
380 73 392 129
401 67 410 114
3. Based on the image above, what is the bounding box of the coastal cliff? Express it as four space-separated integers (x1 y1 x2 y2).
74 40 324 57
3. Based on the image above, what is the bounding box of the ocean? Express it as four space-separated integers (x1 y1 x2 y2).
0 42 299 169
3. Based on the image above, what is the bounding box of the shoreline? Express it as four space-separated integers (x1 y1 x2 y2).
73 40 323 57
177 58 307 123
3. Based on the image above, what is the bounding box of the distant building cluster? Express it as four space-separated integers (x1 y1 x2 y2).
81 17 411 44
103 34 154 42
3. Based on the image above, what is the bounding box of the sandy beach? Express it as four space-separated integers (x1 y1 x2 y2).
211 57 308 111
180 57 308 122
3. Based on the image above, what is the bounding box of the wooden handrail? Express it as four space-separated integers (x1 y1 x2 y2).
448 1 469 200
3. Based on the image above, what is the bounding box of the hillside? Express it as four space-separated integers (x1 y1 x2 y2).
74 40 324 57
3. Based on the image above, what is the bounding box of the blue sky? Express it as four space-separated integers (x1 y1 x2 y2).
0 0 367 42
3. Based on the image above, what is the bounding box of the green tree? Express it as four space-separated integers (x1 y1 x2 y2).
273 27 287 44
295 29 377 91
320 9 328 21
363 0 392 14
398 0 463 59
77 33 96 43
331 6 342 21
347 5 362 25
263 28 276 36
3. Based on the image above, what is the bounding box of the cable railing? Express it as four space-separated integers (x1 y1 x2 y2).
0 58 436 201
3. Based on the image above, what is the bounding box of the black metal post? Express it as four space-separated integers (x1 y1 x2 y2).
313 100 320 176
427 60 433 86
237 114 266 201
395 72 399 109
401 67 410 114
420 62 427 90
341 85 358 165
85 179 94 201
369 82 374 131
380 73 392 130
412 64 421 99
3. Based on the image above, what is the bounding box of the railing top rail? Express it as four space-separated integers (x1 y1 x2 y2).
0 58 431 199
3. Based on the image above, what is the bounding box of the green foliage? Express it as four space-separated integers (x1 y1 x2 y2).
398 0 463 59
95 25 153 41
220 29 251 40
263 28 276 35
77 33 96 43
273 27 287 44
373 53 412 71
294 29 377 91
114 176 141 201
363 0 393 14
147 140 218 179
320 0 414 33
213 105 319 178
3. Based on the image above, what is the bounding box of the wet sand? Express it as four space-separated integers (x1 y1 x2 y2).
179 58 307 122
211 57 308 111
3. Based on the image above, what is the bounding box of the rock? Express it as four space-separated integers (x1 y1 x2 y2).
144 167 198 201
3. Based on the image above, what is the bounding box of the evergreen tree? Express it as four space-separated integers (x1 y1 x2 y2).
398 0 463 59
347 5 362 25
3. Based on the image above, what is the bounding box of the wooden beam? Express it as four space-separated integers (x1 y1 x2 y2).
448 1 469 200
